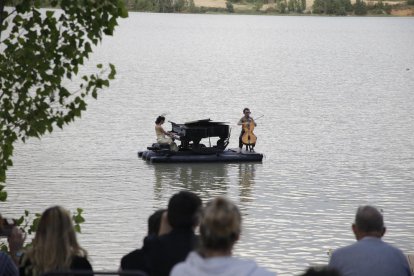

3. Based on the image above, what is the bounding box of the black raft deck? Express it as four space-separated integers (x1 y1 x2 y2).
138 148 263 163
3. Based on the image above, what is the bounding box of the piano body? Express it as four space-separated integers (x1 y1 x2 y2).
170 119 230 151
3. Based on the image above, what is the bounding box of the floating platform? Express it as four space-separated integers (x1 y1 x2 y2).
138 148 263 163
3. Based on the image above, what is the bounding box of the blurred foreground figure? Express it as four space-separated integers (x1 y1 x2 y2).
329 205 410 276
171 196 275 276
300 266 341 276
19 206 92 276
121 190 202 276
0 213 25 276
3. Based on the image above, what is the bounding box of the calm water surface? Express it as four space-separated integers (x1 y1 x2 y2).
4 13 414 275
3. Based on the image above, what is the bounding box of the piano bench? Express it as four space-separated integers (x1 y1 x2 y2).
148 143 171 151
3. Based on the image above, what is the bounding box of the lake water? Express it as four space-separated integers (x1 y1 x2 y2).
4 12 414 275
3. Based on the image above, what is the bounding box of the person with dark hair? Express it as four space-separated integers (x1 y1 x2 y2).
171 196 274 276
155 115 178 151
121 191 202 276
328 205 411 276
237 108 257 152
300 266 341 276
120 209 166 272
147 209 166 236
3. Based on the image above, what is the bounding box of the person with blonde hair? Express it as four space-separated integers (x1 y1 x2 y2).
19 206 92 276
171 196 275 276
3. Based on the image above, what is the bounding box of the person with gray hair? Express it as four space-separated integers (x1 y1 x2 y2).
328 205 411 276
171 196 275 276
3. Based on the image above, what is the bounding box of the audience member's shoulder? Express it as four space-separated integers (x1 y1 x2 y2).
171 253 275 276
383 240 407 253
251 266 276 276
142 233 159 247
239 258 276 276
121 249 147 270
71 255 93 270
170 261 190 276
331 240 360 255
209 256 275 276
0 252 19 276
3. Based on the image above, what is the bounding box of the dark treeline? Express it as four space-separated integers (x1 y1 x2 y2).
122 0 409 15
312 0 396 15
124 0 195 12
5 0 413 17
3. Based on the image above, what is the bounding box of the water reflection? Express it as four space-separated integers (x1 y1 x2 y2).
151 162 261 206
238 163 257 203
152 163 229 197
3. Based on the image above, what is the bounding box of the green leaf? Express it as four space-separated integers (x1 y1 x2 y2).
0 190 7 202
108 63 116 80
85 42 92 53
0 171 5 183
34 0 41 8
1 244 8 252
1 21 8 31
29 215 41 234
74 224 81 233
16 216 25 226
13 14 23 23
118 1 129 18
46 11 54 18
74 215 85 224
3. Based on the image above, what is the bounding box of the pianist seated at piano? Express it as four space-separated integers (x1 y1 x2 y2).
155 116 179 152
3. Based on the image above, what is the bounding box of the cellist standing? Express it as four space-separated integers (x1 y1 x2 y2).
237 108 257 152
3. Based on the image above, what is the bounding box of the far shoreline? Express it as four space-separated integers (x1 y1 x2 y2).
124 0 414 17
127 8 414 17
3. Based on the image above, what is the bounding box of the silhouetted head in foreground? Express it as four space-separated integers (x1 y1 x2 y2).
167 191 202 230
148 208 166 236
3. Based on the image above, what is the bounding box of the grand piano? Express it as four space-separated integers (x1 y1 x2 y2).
169 119 230 151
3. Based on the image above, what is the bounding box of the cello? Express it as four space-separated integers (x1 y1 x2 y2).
241 118 257 151
241 115 263 151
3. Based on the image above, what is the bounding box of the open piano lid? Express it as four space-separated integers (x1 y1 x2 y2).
183 118 229 125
